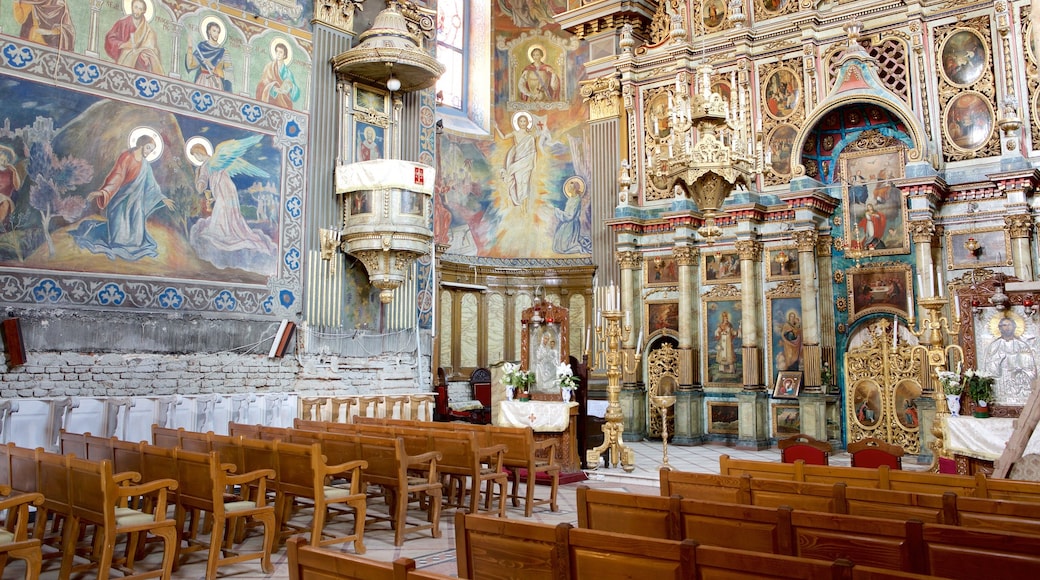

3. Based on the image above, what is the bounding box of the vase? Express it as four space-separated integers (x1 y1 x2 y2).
974 400 989 418
561 389 572 403
945 395 961 416
506 386 514 401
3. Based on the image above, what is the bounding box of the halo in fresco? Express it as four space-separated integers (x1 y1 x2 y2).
270 39 293 65
128 126 163 161
123 0 155 20
199 15 227 45
184 136 214 166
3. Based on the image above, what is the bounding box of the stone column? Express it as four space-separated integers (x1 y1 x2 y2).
736 240 763 390
1007 214 1034 282
673 245 704 445
736 390 769 450
617 250 645 441
910 220 937 301
793 230 822 392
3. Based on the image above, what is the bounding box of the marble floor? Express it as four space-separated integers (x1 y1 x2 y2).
5 440 889 579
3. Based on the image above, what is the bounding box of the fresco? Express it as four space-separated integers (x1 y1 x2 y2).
0 3 312 111
436 3 590 261
0 75 281 284
0 2 310 316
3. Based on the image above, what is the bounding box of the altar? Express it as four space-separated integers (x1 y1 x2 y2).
945 416 1040 476
496 400 580 472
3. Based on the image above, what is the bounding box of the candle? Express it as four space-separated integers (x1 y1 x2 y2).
893 314 898 349
955 295 961 319
636 330 643 353
907 291 913 315
585 326 591 353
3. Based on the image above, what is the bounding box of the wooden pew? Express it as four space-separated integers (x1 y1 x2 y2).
454 511 565 580
286 535 453 580
576 485 680 539
566 527 694 579
921 524 1040 578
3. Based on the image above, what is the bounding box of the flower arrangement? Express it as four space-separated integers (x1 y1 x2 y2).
962 368 995 404
936 370 964 395
502 362 535 396
556 361 579 392
820 361 833 391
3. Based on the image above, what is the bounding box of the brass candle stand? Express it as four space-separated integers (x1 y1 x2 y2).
907 297 963 471
651 395 676 468
586 310 638 472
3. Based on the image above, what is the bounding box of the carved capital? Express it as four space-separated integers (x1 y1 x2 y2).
315 0 363 32
617 251 642 269
817 234 832 257
580 74 622 120
735 240 763 262
1006 214 1034 239
792 230 818 252
908 219 937 244
674 245 698 266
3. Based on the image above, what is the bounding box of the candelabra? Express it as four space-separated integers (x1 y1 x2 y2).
908 297 964 471
651 395 676 468
586 310 638 472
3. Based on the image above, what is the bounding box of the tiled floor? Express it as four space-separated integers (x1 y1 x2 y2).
6 440 891 579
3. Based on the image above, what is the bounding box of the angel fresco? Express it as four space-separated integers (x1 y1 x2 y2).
186 135 276 276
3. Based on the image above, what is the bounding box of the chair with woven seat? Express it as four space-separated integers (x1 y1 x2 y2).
847 437 904 470
0 485 44 580
778 433 832 465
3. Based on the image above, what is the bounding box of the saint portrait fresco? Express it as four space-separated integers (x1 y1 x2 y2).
702 0 727 29
763 68 800 120
940 29 987 86
944 92 993 151
768 124 797 175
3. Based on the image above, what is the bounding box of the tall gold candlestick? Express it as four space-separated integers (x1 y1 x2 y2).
585 310 637 472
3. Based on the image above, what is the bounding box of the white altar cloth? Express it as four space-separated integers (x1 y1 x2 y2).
945 416 1040 461
496 400 577 432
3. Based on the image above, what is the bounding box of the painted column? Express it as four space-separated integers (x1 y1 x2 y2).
794 229 822 392
1006 214 1034 282
736 240 763 390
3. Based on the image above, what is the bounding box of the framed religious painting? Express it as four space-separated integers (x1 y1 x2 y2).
772 403 801 437
939 29 988 87
840 145 909 257
973 310 1039 407
646 300 679 334
354 84 389 115
762 67 801 120
701 0 727 31
766 246 799 281
850 378 883 430
644 90 672 141
767 124 798 175
646 256 679 286
711 79 731 104
772 371 802 399
768 294 803 378
703 250 741 284
945 227 1011 269
703 293 743 386
893 379 922 431
944 91 994 152
846 263 912 322
353 120 385 162
708 401 739 435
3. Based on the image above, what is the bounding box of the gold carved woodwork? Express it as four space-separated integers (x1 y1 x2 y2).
647 342 681 438
735 240 763 262
934 16 1001 161
792 230 818 253
909 220 938 244
581 74 622 120
844 318 924 454
1006 214 1034 239
315 0 363 32
674 245 698 266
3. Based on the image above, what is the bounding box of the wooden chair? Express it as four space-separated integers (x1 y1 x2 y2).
0 485 44 580
61 456 179 580
490 426 560 516
409 394 436 422
356 396 383 419
172 449 277 578
300 398 328 422
848 437 905 470
357 435 443 546
330 397 356 423
384 396 410 421
778 433 832 465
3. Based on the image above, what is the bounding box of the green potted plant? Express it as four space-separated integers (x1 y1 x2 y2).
963 369 995 418
502 362 534 402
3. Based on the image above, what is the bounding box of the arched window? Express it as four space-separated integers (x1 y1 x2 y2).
436 0 490 134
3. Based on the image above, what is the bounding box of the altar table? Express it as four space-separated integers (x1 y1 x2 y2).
945 415 1040 475
496 400 580 472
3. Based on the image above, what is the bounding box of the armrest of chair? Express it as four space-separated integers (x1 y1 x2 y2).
534 437 559 463
0 492 44 541
113 470 142 485
118 478 178 518
476 444 508 472
405 451 443 484
324 459 369 493
226 468 277 505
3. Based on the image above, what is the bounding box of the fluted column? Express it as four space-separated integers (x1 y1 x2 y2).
674 245 698 387
1007 215 1034 282
736 240 763 390
617 250 645 441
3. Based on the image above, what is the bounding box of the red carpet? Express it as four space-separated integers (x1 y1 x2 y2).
510 468 587 485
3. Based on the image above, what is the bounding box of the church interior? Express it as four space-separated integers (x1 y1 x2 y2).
3 0 1040 577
